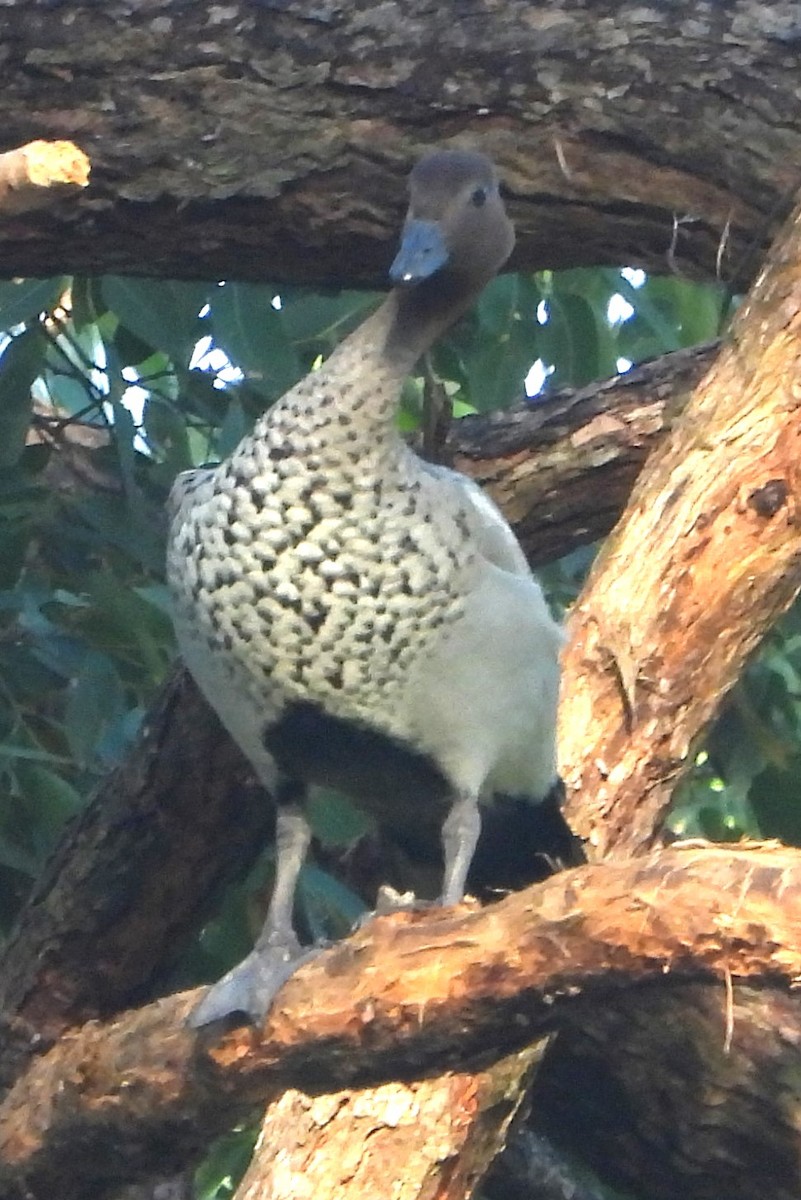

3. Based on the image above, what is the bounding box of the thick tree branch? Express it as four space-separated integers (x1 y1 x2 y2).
452 341 716 565
0 845 799 1200
0 0 799 283
559 188 801 858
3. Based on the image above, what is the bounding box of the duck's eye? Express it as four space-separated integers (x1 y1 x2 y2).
471 186 487 208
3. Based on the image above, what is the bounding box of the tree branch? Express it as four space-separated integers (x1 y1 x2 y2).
559 189 801 858
1 845 799 1200
0 670 272 1094
0 0 797 282
236 1048 546 1200
451 341 716 566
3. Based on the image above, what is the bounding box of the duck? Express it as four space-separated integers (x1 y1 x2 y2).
167 148 581 1027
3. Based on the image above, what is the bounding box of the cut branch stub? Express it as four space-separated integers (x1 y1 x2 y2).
0 141 89 218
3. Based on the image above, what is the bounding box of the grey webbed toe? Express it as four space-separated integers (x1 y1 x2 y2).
188 935 319 1028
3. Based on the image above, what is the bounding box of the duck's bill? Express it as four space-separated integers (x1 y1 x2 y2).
389 219 450 286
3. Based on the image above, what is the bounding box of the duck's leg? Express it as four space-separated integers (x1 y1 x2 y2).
188 788 317 1027
440 791 482 907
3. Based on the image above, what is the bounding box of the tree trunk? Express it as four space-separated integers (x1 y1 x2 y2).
1 0 801 285
559 193 801 858
238 1048 544 1200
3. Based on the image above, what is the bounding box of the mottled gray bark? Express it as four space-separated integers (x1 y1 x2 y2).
1 0 800 286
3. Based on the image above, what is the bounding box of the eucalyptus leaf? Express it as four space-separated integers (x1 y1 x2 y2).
464 319 537 412
15 761 83 852
102 277 209 367
210 282 301 401
297 863 367 942
541 292 600 389
0 276 67 332
64 651 126 768
476 272 520 336
280 290 376 348
0 833 39 878
0 329 47 467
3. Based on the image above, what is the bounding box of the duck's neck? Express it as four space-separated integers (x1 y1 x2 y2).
385 271 480 371
313 274 480 444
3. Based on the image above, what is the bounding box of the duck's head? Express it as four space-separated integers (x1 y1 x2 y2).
390 150 514 292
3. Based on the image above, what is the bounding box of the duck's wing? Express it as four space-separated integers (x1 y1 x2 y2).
167 465 216 521
422 461 532 578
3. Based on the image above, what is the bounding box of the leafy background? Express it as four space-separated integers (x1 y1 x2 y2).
0 264 795 1196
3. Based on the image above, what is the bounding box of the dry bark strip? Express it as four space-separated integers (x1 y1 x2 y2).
559 181 801 859
0 141 89 218
0 845 800 1200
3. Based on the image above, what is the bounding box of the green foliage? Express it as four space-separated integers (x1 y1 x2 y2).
194 1126 259 1200
670 610 801 843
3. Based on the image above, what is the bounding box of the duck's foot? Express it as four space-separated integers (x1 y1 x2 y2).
188 932 320 1028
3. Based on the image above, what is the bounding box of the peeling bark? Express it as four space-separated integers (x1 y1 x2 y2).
1 0 800 284
239 1047 544 1200
559 182 801 859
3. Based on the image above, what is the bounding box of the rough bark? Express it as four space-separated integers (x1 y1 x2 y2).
238 1047 544 1200
559 177 801 859
1 0 801 286
1 845 800 1200
533 985 801 1200
538 176 801 1200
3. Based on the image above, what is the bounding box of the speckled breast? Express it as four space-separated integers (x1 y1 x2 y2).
167 436 473 731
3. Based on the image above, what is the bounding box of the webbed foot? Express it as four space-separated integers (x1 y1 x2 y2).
188 932 320 1028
